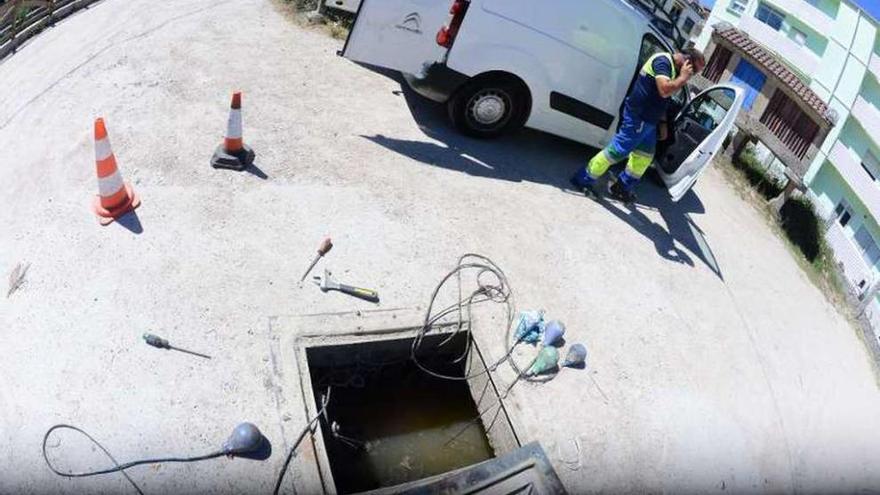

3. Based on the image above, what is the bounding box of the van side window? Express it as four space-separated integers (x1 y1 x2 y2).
639 35 666 67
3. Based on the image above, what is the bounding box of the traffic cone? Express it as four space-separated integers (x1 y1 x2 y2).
211 91 255 171
92 118 140 225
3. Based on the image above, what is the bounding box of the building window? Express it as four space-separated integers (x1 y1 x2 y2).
682 17 695 34
855 226 880 267
863 150 880 183
755 3 785 31
729 0 749 15
861 162 877 181
791 27 807 46
671 2 684 21
834 200 852 227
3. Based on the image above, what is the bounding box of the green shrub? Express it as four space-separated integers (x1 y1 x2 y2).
733 146 785 200
780 196 824 263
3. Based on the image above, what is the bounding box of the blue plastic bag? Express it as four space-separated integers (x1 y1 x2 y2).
527 346 559 376
542 320 565 347
514 310 545 344
563 343 587 368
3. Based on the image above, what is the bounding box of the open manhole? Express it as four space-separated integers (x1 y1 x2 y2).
301 328 519 494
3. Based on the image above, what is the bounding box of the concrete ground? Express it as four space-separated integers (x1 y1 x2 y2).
1 0 879 493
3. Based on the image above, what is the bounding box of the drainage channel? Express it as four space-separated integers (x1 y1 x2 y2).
296 326 520 495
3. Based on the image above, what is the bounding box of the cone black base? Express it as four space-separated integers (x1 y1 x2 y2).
211 144 255 171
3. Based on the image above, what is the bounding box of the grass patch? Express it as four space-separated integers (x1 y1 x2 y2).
732 145 785 200
717 154 850 311
274 0 353 40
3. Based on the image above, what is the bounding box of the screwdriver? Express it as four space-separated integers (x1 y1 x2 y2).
143 333 211 359
300 237 333 282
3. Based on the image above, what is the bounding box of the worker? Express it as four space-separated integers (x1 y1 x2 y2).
571 47 705 203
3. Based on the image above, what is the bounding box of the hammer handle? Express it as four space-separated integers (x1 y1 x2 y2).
337 284 379 303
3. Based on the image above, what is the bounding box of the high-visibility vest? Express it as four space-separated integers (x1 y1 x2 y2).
641 52 677 80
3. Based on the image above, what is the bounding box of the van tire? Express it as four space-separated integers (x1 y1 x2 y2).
448 76 530 138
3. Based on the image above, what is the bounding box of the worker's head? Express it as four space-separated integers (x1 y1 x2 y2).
675 47 705 75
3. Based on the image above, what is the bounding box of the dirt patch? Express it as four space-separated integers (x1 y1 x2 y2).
716 154 880 381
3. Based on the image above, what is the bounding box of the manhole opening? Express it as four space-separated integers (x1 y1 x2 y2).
305 330 510 494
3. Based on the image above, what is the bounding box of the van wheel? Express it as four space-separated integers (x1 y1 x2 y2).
448 77 530 138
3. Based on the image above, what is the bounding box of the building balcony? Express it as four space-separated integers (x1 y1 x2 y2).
852 95 880 149
868 52 880 85
763 0 834 37
829 140 880 219
739 15 820 76
824 221 875 293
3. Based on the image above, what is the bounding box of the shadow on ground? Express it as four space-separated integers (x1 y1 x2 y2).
116 210 143 234
362 69 723 279
245 163 268 180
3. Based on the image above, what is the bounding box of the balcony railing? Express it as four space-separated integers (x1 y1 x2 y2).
829 140 880 219
825 222 875 293
853 95 880 150
869 52 880 83
739 15 820 76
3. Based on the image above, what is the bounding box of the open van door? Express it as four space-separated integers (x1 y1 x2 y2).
340 0 453 77
655 84 745 202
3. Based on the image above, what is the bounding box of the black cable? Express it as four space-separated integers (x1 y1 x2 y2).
42 424 226 494
272 387 332 495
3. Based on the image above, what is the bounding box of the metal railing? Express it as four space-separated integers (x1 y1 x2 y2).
0 0 102 61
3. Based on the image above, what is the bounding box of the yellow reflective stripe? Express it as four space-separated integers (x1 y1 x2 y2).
587 149 620 178
642 53 676 80
625 152 654 178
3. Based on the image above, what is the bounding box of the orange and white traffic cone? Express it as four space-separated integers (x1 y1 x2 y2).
211 91 255 171
92 118 140 225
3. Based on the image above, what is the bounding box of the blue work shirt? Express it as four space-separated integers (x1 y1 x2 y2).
624 53 675 124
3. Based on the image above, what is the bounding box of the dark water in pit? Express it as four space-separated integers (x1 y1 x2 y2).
307 335 494 494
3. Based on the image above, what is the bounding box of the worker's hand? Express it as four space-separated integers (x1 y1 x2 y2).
658 122 669 141
680 60 694 80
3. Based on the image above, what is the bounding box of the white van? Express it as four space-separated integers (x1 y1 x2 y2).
341 0 745 201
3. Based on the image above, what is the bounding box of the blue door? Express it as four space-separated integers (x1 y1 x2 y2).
730 59 767 110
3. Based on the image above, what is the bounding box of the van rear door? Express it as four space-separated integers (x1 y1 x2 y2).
656 84 745 202
340 0 452 77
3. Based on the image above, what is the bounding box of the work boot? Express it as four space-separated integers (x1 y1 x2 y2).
570 170 600 200
608 179 637 204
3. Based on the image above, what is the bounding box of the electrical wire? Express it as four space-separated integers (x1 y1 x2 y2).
415 254 566 451
411 253 537 382
42 424 227 495
272 387 332 495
